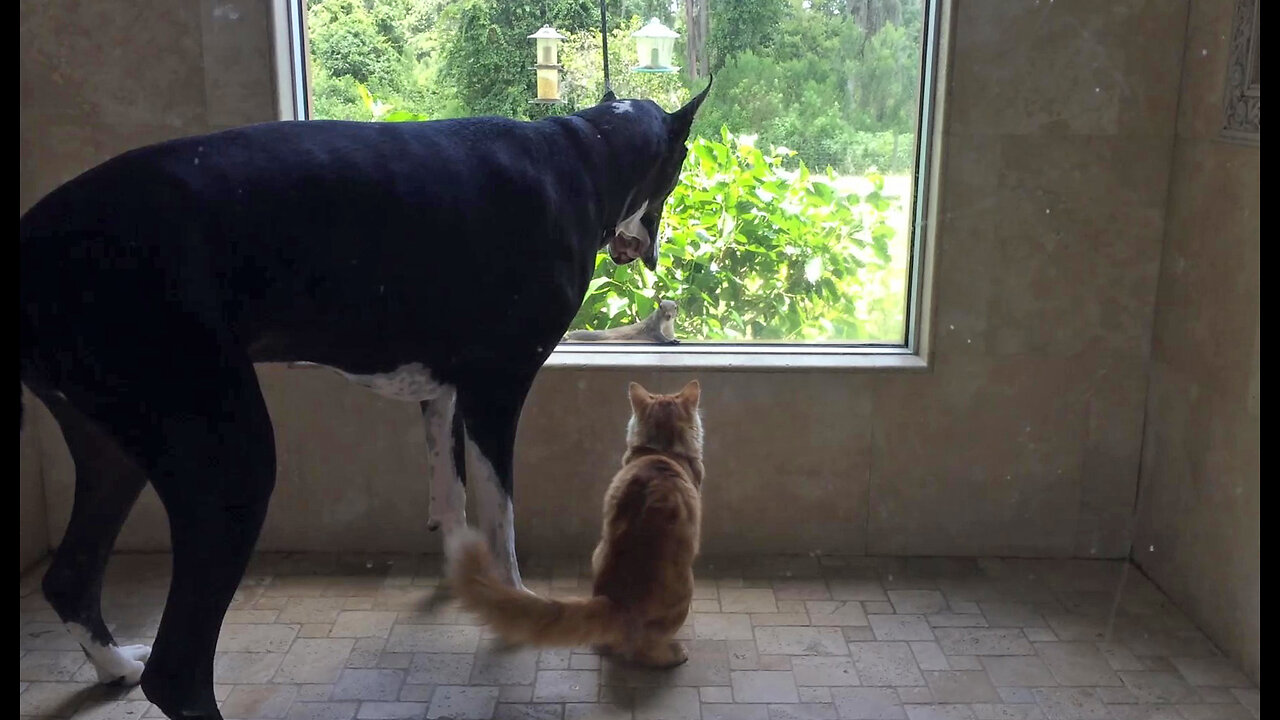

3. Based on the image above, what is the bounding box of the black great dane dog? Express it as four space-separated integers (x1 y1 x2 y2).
19 82 709 720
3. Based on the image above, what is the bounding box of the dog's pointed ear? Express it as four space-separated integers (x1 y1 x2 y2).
601 88 617 103
668 76 712 137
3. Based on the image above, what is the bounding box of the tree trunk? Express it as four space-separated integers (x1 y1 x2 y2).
684 0 708 80
845 0 858 109
699 0 709 76
851 0 902 36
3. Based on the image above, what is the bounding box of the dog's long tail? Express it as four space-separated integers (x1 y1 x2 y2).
446 529 628 648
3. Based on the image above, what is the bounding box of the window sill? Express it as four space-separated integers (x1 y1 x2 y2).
545 344 928 372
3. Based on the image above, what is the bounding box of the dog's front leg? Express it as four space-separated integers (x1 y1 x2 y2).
421 387 466 537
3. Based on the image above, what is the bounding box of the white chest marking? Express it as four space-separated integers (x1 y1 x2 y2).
617 200 650 239
329 362 447 402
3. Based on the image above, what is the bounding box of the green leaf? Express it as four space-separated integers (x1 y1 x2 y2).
357 84 375 112
382 109 428 122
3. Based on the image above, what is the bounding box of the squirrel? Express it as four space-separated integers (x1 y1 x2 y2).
563 300 679 344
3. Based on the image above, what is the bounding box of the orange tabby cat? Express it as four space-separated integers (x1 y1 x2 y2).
446 380 704 668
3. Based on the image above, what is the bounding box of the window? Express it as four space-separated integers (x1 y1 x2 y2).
276 0 941 355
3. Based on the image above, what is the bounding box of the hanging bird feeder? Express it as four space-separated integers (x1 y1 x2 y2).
528 25 568 103
631 18 680 74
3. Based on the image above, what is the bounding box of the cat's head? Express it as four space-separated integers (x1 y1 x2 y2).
625 380 703 458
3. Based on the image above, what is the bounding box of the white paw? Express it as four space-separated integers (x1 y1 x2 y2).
119 644 152 663
98 659 145 686
89 643 151 686
65 623 151 686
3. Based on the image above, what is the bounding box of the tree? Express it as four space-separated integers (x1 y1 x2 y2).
707 0 785 72
847 0 903 35
688 0 922 172
684 0 710 80
845 22 918 130
308 0 403 89
611 0 676 27
439 0 597 119
307 0 456 120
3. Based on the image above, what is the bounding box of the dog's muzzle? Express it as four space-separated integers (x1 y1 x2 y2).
607 201 657 270
608 231 653 269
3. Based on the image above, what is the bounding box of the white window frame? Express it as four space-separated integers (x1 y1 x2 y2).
269 0 951 371
270 0 311 121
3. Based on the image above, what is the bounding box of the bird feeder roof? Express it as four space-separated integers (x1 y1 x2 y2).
528 25 567 40
631 18 679 39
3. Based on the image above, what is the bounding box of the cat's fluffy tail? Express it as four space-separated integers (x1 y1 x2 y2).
445 528 627 648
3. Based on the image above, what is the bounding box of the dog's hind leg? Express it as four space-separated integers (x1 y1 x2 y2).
458 377 535 592
30 388 152 685
132 358 276 720
421 386 466 537
464 434 522 589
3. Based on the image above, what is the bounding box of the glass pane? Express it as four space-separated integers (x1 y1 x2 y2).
304 0 932 345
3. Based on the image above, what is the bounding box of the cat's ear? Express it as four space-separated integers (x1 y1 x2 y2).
678 379 701 408
629 382 652 411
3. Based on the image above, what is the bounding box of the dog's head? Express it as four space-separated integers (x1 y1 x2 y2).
585 79 712 271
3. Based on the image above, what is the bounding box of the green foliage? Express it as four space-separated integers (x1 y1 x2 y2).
708 0 786 72
844 21 920 131
310 66 372 121
307 0 923 171
308 0 458 121
845 130 915 174
308 0 401 88
691 50 853 172
355 84 431 121
691 0 923 173
614 0 677 26
561 16 688 112
438 0 597 119
568 130 906 342
306 0 921 343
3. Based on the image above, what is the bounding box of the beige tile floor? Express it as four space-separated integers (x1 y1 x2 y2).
20 553 1259 720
